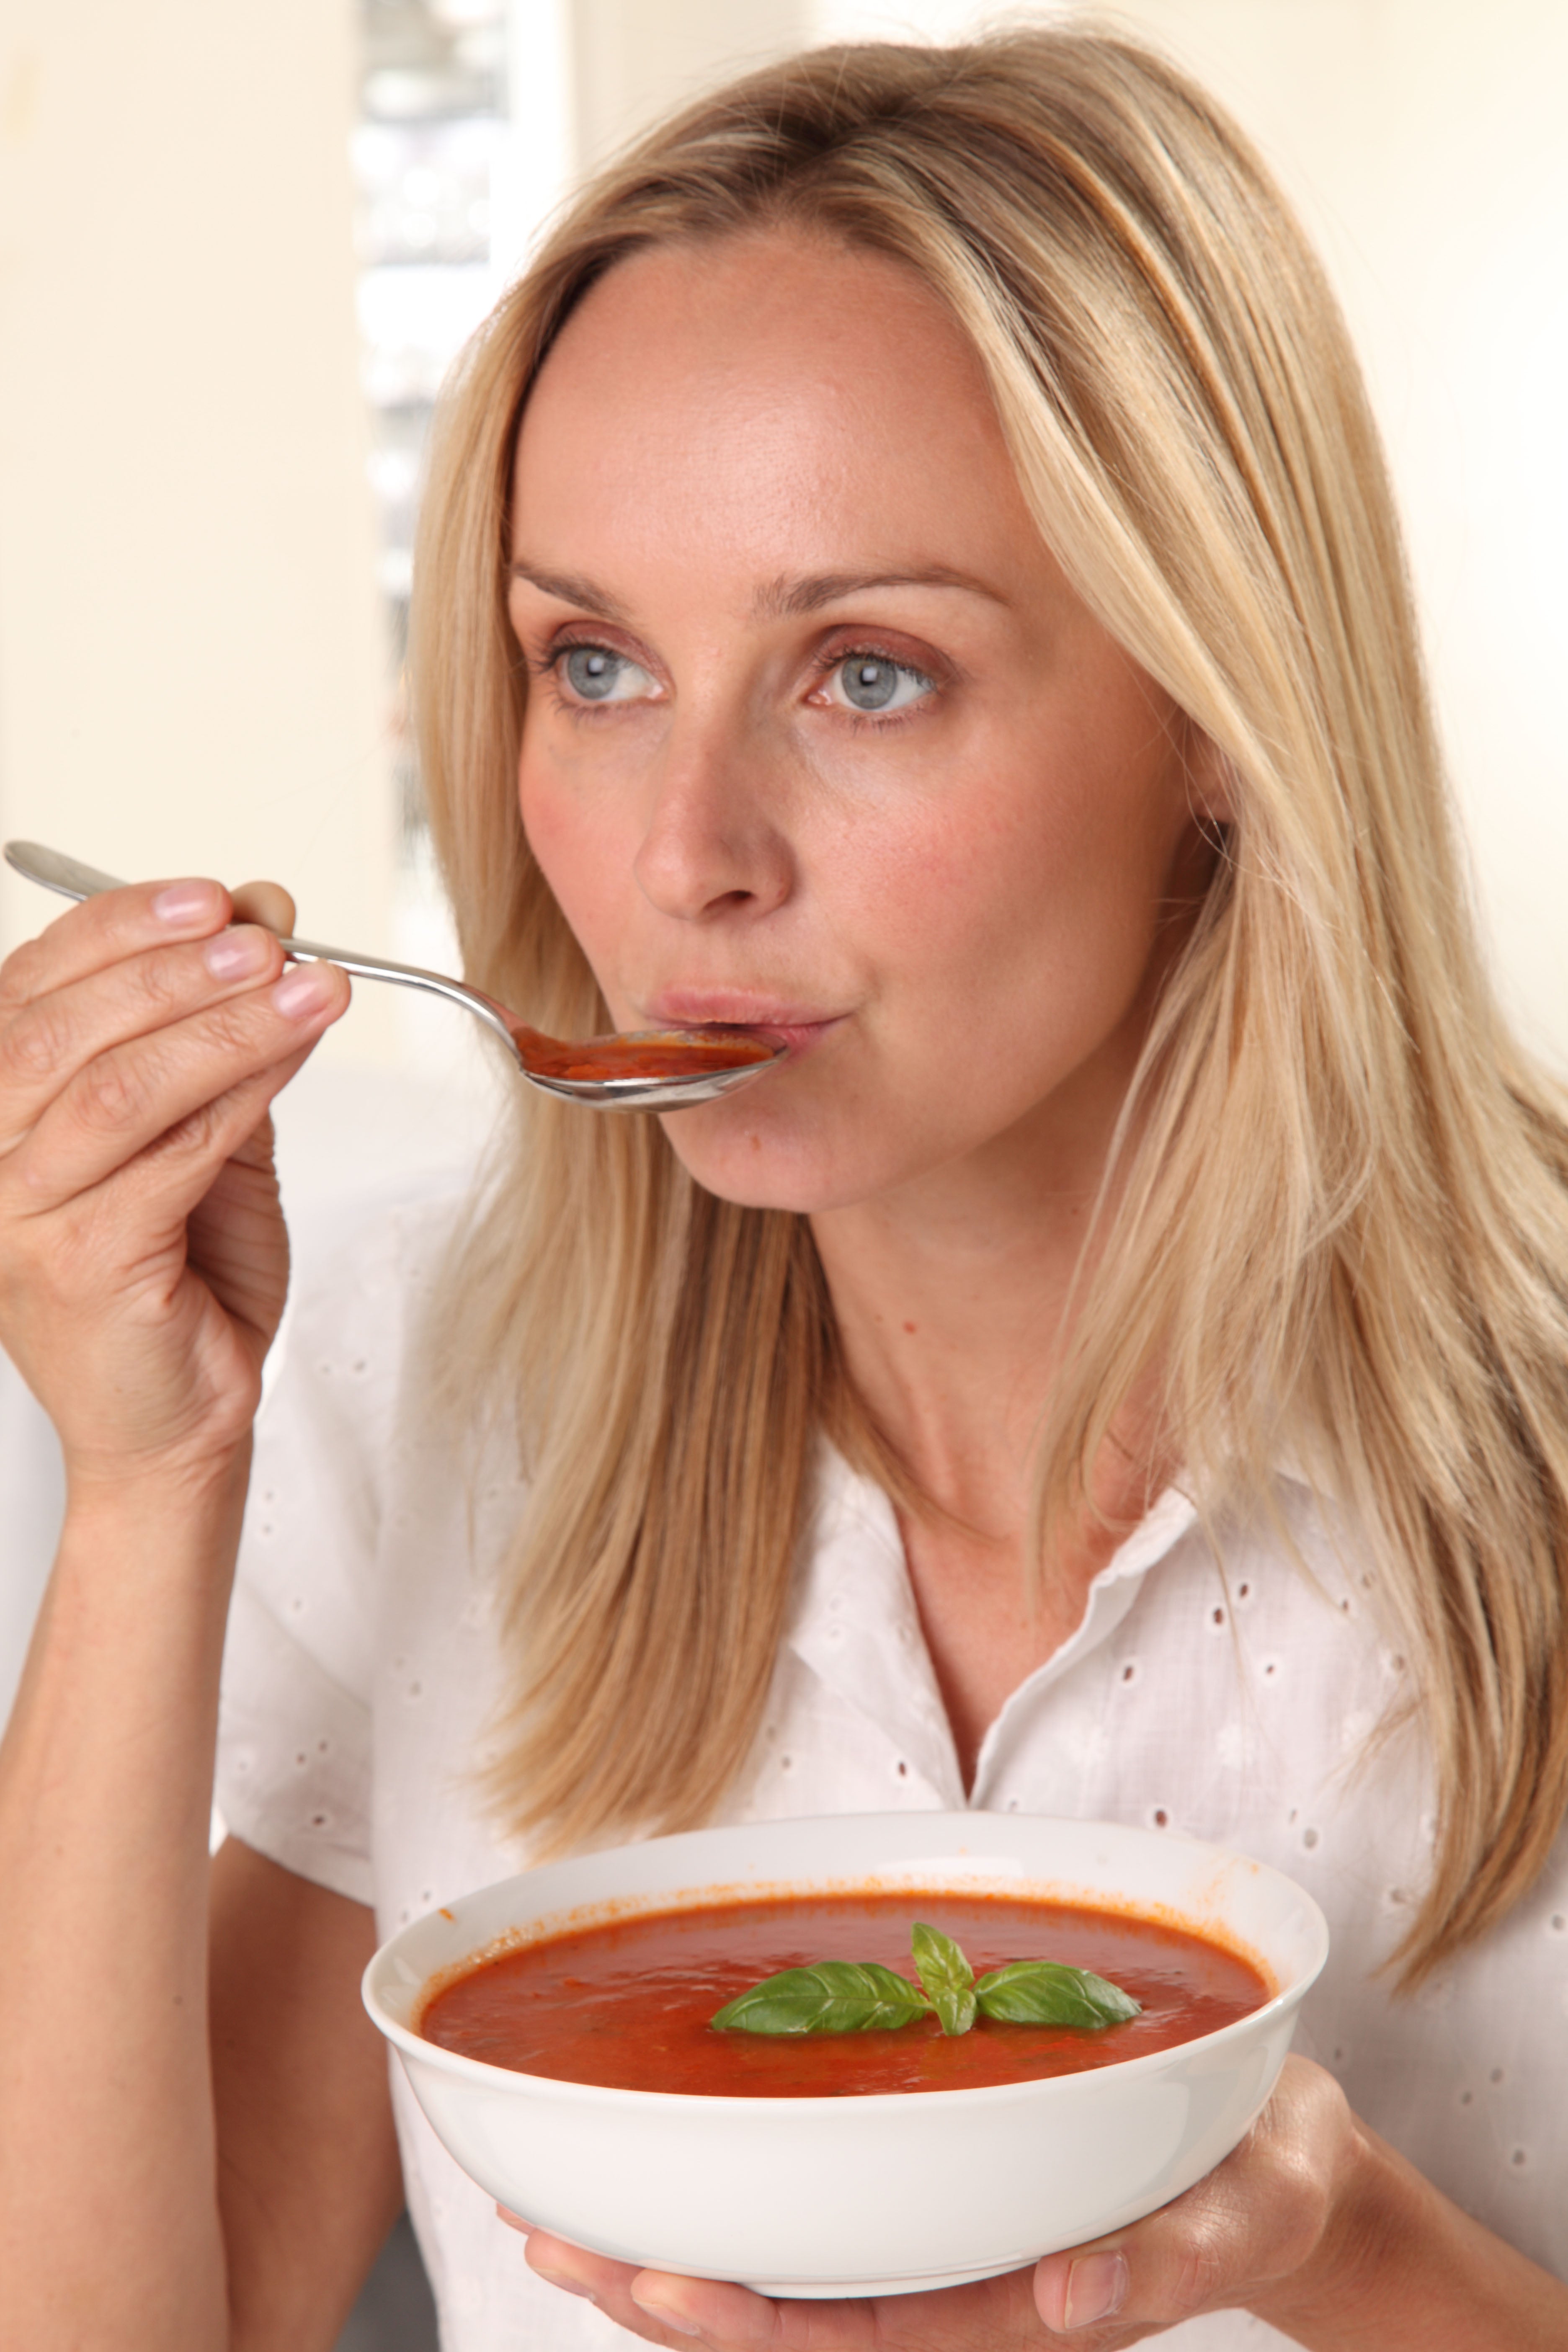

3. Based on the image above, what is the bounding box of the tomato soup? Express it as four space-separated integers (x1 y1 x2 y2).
418 1892 1271 2097
508 1024 776 1083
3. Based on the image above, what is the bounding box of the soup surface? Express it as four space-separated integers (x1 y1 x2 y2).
508 1024 775 1082
418 1892 1270 2097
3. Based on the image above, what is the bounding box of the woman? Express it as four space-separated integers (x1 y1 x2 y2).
0 26 1564 2348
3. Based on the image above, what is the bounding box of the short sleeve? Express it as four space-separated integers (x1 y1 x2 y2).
215 1196 432 1906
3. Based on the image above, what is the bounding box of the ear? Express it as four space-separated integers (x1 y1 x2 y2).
1183 726 1235 828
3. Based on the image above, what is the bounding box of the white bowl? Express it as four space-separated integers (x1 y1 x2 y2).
364 1812 1328 2297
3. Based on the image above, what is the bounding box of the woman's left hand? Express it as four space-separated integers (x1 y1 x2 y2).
502 2055 1369 2347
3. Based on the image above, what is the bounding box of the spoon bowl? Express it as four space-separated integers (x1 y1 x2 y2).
2 843 785 1111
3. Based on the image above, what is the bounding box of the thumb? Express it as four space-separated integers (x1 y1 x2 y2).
230 879 297 936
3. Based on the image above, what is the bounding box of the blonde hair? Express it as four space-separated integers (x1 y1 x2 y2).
413 26 1568 1982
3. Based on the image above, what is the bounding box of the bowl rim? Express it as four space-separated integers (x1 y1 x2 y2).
364 1812 1330 2116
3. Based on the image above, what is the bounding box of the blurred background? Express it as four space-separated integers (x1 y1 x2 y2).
1 2 1565 2342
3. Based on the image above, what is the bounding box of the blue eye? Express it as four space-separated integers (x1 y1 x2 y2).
565 646 615 699
833 653 933 714
559 645 653 703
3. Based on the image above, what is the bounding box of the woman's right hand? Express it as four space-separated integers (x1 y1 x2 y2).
0 872 349 1490
0 885 368 2352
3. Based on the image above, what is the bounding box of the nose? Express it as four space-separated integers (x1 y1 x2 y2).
632 714 794 924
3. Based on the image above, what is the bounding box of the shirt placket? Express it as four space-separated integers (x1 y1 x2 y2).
787 1459 1199 1814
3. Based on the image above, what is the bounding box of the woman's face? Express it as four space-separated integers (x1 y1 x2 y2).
509 230 1214 1215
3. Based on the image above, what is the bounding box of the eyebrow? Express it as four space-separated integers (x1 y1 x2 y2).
509 559 1006 625
753 566 1006 619
509 562 632 623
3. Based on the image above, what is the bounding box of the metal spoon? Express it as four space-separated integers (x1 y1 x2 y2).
2 841 784 1112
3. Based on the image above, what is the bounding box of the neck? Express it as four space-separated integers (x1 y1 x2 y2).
811 1131 1170 1787
811 1099 1161 1545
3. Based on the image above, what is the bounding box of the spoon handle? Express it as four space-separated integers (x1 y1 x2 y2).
1 840 524 1066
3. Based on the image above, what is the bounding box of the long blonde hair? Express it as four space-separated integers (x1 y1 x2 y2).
413 26 1568 1983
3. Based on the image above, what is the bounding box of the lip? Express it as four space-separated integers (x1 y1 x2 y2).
643 990 846 1060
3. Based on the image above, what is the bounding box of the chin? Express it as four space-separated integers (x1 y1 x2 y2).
658 1100 882 1216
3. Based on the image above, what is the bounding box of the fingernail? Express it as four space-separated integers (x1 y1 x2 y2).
272 966 337 1020
204 928 271 981
631 2292 704 2338
152 881 219 927
530 2262 598 2305
1065 2252 1129 2329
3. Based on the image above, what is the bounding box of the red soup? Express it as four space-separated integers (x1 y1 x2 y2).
418 1892 1271 2098
507 1025 776 1083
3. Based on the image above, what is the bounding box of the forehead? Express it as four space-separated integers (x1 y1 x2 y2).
509 230 1037 580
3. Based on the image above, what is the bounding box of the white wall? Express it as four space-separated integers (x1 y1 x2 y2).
0 0 395 1057
568 0 810 169
0 0 423 1694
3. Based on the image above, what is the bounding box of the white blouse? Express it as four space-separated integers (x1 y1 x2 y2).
216 1194 1568 2350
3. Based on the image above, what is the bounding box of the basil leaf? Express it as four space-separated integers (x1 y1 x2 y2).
711 1961 932 2035
974 1960 1142 2028
910 1921 977 2037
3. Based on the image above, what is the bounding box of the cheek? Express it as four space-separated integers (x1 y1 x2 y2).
837 769 1145 1003
841 754 1191 1126
518 748 632 952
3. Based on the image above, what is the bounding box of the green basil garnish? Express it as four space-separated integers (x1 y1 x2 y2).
910 1920 977 2037
709 1960 932 2035
711 1927 1140 2038
973 1959 1142 2028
